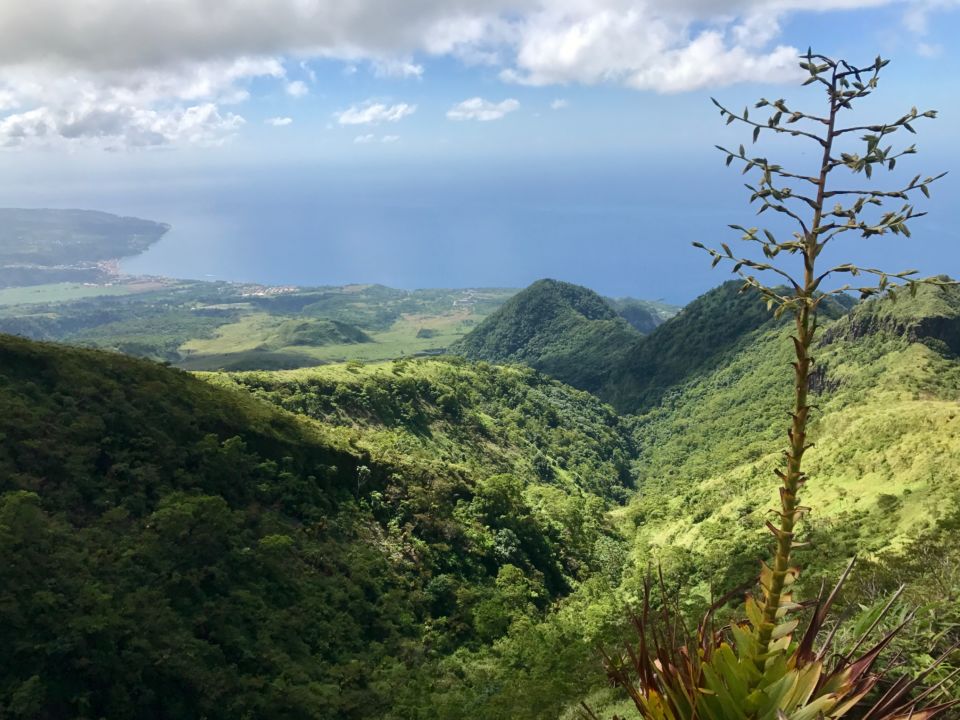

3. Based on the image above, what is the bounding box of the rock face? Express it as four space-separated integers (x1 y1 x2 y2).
811 281 960 395
824 313 960 355
808 363 842 395
821 280 960 356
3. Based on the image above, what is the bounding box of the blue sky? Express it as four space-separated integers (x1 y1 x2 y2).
1 1 958 300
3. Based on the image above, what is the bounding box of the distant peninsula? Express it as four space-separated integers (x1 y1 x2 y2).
0 208 169 287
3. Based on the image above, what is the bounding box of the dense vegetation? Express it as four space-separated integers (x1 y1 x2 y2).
3 274 960 718
0 335 632 719
453 279 649 394
605 297 675 334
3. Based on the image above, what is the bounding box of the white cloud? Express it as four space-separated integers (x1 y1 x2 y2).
285 80 309 97
299 60 317 83
0 58 274 148
0 0 941 148
266 116 293 126
447 97 520 121
0 1 909 79
372 59 425 78
337 102 416 125
354 133 400 144
903 0 958 56
550 98 568 110
498 6 807 92
902 0 960 33
0 102 245 149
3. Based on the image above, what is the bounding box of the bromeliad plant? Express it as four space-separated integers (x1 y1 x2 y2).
594 561 958 720
600 51 954 719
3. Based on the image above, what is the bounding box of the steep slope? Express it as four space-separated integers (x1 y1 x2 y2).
452 278 852 415
453 278 643 393
821 274 960 354
214 357 634 502
623 282 960 596
213 356 638 719
601 281 778 412
0 335 628 720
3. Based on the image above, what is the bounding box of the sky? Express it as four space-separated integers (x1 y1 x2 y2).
1 1 959 301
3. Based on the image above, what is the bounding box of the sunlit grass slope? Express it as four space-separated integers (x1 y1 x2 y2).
210 356 634 503
624 283 960 596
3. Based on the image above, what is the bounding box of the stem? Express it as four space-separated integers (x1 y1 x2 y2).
756 67 839 655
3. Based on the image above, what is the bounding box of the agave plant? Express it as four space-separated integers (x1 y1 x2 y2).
588 49 956 720
592 561 958 720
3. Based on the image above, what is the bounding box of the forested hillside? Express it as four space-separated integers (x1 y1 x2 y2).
0 335 630 719
457 279 852 413
452 279 647 393
3 279 960 719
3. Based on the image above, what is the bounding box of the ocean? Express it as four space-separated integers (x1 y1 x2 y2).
4 155 957 304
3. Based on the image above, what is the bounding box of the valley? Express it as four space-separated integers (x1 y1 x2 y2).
4 7 959 716
1 209 959 719
2 262 960 718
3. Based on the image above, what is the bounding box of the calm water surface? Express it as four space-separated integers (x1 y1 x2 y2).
3 158 957 304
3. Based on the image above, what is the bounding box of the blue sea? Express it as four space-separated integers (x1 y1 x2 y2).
4 155 958 304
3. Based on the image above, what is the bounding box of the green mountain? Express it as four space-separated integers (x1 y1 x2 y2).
456 279 850 416
600 280 776 412
625 281 960 593
0 334 627 719
4 280 960 719
452 278 644 393
453 279 777 411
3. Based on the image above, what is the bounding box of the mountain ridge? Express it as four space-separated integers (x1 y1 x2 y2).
452 278 645 394
3 279 960 718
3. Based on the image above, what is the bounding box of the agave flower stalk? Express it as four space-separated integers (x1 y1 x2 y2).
697 50 945 656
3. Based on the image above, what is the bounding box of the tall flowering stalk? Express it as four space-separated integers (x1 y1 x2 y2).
697 50 945 655
598 52 955 720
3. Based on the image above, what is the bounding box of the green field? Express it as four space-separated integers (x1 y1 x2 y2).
0 280 168 305
180 305 496 367
0 280 518 367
